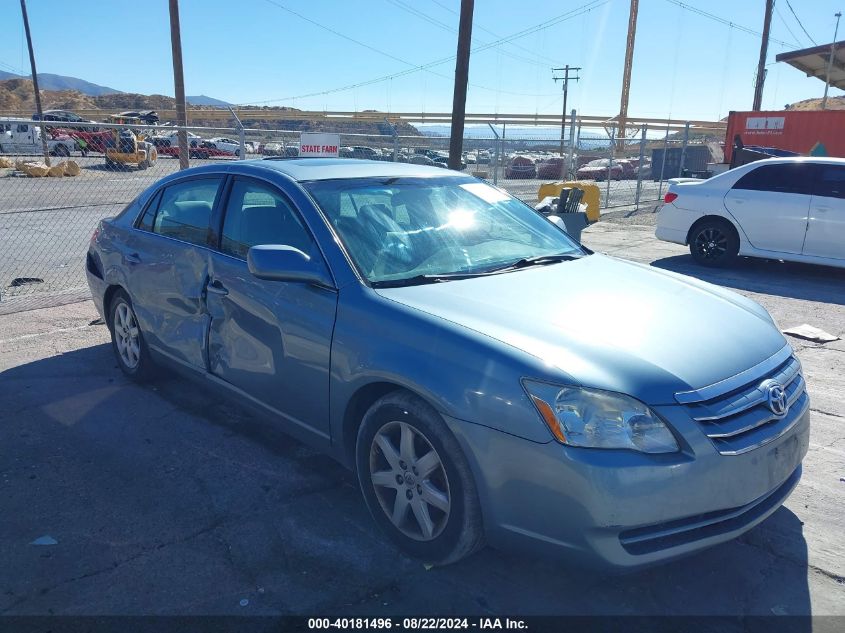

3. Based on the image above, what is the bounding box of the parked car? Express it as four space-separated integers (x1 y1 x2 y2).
432 155 466 170
117 110 159 125
190 141 236 159
32 109 89 124
576 159 623 181
505 155 536 179
87 158 808 568
408 154 436 166
208 137 242 156
656 156 845 269
262 142 285 156
536 157 568 180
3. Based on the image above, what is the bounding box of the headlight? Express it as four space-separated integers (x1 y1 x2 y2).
523 380 679 453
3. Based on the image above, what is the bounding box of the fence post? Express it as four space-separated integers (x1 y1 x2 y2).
487 123 500 185
657 122 670 200
679 121 690 177
605 125 615 209
635 124 647 210
566 108 577 181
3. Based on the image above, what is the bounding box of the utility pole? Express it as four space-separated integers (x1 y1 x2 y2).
19 0 50 166
169 0 189 170
618 0 639 152
553 65 581 157
448 0 474 171
822 12 843 110
752 0 774 111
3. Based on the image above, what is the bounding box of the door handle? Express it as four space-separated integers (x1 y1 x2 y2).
207 279 228 296
125 252 141 265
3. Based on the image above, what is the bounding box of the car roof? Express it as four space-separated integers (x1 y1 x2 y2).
246 158 452 181
748 156 845 165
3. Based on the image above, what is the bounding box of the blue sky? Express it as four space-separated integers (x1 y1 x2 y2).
1 0 842 120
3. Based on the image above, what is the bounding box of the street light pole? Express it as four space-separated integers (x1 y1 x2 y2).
822 12 843 110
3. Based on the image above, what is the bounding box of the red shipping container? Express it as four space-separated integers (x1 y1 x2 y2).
724 110 845 163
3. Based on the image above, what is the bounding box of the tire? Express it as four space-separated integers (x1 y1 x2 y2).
689 218 739 267
54 144 70 157
356 391 484 565
108 290 155 381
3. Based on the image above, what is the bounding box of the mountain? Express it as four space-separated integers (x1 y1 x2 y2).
0 71 120 95
187 95 231 107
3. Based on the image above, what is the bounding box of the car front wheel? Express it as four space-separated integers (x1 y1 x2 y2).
356 392 484 565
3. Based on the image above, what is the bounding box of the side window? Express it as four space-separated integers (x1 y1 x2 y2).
814 165 845 200
149 178 223 246
220 179 313 259
732 164 811 195
137 190 162 231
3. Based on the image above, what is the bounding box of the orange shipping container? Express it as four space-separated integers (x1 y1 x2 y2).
724 110 845 163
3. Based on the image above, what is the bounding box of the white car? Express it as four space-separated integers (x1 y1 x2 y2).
656 157 845 269
208 137 242 156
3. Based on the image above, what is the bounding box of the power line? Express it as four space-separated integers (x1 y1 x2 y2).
784 0 817 45
259 0 553 100
386 0 548 68
384 0 540 67
244 0 606 105
774 4 802 48
664 0 799 48
427 0 560 66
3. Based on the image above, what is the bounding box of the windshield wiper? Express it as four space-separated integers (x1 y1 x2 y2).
482 252 584 273
371 271 489 288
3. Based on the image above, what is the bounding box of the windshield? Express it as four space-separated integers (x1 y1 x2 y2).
305 176 584 286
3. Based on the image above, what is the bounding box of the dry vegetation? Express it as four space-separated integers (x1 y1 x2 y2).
0 79 421 136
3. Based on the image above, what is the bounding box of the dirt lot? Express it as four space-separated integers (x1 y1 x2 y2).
0 221 843 617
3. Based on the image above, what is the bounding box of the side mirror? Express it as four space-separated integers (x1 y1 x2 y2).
247 245 335 289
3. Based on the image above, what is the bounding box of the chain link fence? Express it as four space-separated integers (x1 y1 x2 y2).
0 116 723 311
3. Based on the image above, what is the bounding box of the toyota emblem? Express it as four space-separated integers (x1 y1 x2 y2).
762 380 788 417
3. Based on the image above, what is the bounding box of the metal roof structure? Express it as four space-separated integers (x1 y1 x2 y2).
776 41 845 90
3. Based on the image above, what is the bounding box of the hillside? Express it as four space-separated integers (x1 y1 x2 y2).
785 95 845 110
0 79 421 136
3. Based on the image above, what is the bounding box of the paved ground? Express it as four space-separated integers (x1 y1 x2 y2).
1 218 843 617
0 156 659 306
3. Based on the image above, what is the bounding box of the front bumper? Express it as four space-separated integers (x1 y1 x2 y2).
444 403 809 570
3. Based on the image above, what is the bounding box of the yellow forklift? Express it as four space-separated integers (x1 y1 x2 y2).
104 125 157 170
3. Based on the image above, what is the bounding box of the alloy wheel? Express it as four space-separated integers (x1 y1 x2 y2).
114 302 141 369
369 420 451 542
694 226 728 261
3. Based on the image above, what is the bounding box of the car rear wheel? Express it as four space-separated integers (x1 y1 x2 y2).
689 218 739 267
356 391 484 565
109 290 154 381
54 144 70 157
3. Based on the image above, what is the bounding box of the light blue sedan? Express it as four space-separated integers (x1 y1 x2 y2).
86 158 809 568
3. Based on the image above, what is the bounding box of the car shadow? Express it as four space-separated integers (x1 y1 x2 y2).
652 254 845 306
0 343 812 619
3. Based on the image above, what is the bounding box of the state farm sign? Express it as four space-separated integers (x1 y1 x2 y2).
299 132 340 157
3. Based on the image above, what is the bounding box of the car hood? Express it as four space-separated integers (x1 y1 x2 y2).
375 254 787 405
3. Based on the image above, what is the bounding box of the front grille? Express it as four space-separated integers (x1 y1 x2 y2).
676 348 809 455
